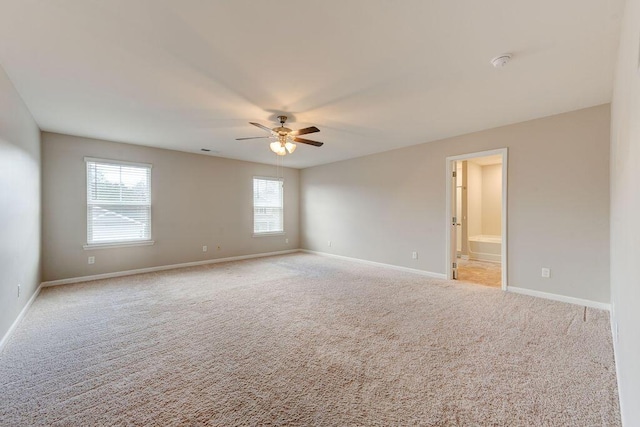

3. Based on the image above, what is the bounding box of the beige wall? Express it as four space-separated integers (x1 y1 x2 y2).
610 0 640 423
481 163 502 236
301 104 610 303
41 133 299 281
0 67 41 342
466 161 483 238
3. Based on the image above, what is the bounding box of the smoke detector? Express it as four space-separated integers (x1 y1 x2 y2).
490 54 512 68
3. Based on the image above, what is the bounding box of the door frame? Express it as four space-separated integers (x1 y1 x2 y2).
445 148 508 290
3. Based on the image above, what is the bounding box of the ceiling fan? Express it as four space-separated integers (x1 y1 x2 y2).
236 115 323 156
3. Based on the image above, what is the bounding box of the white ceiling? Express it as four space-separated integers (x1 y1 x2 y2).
0 0 624 168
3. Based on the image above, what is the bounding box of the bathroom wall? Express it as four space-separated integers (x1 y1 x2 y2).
466 161 483 238
481 163 502 236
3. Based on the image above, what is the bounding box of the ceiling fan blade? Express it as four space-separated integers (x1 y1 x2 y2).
250 122 274 133
290 126 320 136
293 137 323 147
236 136 271 140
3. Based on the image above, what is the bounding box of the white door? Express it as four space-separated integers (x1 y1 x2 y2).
451 162 458 279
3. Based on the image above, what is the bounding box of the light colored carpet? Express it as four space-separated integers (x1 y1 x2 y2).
0 253 620 426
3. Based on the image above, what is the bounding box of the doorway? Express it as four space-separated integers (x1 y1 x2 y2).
446 149 507 290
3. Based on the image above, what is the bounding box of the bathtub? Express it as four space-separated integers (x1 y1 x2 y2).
468 235 502 263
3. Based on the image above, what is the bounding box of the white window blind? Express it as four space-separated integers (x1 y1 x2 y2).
253 177 283 234
86 158 152 245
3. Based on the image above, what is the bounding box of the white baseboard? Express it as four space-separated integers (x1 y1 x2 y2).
0 283 43 354
41 249 300 287
469 251 501 263
301 249 447 279
506 286 610 311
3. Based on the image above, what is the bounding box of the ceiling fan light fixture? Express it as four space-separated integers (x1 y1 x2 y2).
238 115 323 155
270 141 286 156
285 141 297 154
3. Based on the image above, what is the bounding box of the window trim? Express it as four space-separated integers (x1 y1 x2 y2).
84 157 153 248
252 231 286 238
83 240 155 250
84 157 153 169
252 176 285 236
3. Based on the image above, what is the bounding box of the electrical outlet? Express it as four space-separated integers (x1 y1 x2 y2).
285 238 289 244
17 284 21 298
88 256 95 265
202 245 208 252
328 241 332 247
412 251 418 260
541 268 550 278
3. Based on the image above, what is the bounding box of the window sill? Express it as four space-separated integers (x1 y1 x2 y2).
83 240 155 250
252 232 285 237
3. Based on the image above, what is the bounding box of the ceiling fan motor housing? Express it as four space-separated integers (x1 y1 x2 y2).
275 116 291 134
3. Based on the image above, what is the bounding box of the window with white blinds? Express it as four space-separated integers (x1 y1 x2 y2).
86 158 152 246
253 177 284 234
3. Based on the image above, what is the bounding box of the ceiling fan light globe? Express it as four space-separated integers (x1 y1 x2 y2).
270 141 286 156
285 142 297 154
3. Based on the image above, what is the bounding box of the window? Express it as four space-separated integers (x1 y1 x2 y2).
253 177 284 234
85 158 152 247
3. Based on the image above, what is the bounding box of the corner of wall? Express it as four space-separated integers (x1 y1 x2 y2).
0 65 42 350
